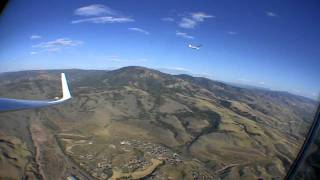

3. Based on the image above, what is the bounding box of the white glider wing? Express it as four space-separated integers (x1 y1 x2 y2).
0 73 71 112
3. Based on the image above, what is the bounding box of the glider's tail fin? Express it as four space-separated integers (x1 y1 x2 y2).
61 73 71 100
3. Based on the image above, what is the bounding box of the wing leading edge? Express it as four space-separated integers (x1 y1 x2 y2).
0 73 71 112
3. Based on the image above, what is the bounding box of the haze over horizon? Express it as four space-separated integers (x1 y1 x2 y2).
0 0 319 99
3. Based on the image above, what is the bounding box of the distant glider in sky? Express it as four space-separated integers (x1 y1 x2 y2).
0 73 71 112
188 44 202 50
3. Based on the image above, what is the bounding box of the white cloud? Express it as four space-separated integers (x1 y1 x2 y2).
179 18 197 29
29 51 37 55
266 11 278 17
72 16 134 24
190 12 214 22
72 4 134 24
128 27 150 35
32 38 82 52
30 35 42 40
176 31 194 39
162 17 175 22
228 31 238 35
179 12 214 29
74 4 118 16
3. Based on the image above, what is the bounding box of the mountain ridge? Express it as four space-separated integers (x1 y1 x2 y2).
0 66 318 179
0 66 316 102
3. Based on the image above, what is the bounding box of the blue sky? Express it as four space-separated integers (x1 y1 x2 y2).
0 0 319 99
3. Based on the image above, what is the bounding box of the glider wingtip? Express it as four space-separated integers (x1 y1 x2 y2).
61 72 72 100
